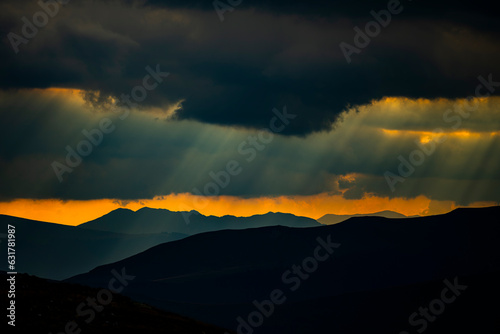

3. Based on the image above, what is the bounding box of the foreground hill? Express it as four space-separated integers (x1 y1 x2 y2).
0 215 187 280
1 271 233 334
79 207 321 234
318 210 407 225
68 206 500 333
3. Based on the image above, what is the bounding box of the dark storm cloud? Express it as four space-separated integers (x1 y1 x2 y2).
1 0 499 135
141 0 499 22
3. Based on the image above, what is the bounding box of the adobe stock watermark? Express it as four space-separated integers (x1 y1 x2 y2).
339 0 408 64
7 0 70 54
399 276 467 334
225 234 341 334
213 0 243 22
51 64 169 183
49 267 135 334
181 105 296 224
385 73 499 192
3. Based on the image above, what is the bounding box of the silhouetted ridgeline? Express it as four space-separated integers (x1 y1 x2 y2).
0 209 319 280
318 210 407 225
68 206 500 334
0 214 187 280
78 207 321 234
0 271 234 333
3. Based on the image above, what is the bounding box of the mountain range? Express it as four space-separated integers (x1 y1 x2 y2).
2 206 498 333
0 208 319 280
66 206 500 333
78 207 321 234
0 214 187 280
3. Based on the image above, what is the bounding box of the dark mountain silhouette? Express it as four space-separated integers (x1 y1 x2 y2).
78 207 321 234
67 206 500 333
0 214 187 280
1 271 234 334
318 210 407 225
0 209 318 280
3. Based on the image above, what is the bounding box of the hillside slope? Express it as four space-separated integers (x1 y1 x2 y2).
68 206 500 333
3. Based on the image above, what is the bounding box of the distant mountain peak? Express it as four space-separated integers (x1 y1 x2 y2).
318 210 407 225
78 208 320 235
108 206 202 216
110 207 134 213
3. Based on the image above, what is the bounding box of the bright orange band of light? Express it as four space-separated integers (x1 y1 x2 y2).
0 194 495 226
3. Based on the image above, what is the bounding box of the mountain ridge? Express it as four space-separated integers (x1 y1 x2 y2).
67 206 500 332
318 209 408 225
0 214 188 280
78 206 321 235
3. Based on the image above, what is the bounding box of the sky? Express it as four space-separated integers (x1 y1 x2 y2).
0 0 499 225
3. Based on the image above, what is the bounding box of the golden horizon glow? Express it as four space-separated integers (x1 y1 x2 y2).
0 195 496 226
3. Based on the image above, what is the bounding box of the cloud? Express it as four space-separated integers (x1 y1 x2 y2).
1 0 499 134
0 88 499 205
